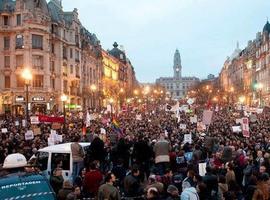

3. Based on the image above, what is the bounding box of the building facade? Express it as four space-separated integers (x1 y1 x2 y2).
156 49 199 99
219 21 270 106
0 0 137 114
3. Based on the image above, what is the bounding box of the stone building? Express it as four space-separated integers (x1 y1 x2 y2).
156 49 199 99
219 21 270 106
0 0 137 114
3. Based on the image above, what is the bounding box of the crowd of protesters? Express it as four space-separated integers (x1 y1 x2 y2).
0 102 270 199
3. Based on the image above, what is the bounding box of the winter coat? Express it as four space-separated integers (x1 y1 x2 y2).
181 187 199 200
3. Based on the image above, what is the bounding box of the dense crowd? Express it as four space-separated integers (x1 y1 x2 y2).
0 103 270 200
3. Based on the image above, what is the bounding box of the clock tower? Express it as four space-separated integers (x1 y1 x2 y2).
173 49 182 79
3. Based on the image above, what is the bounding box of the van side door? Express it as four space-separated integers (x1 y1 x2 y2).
51 153 71 181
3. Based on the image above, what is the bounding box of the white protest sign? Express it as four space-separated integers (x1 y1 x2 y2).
100 128 106 134
235 118 242 125
48 137 54 146
30 116 39 124
199 163 207 176
56 134 63 143
25 130 34 140
232 126 242 132
190 115 197 124
1 128 8 133
15 121 19 126
136 114 142 121
22 120 26 127
202 110 213 125
249 114 257 123
164 130 168 137
256 108 263 114
184 134 192 144
187 98 195 105
179 124 187 130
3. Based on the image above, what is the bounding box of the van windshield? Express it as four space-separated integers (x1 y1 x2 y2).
0 173 56 200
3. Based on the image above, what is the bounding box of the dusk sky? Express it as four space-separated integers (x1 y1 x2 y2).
63 0 270 82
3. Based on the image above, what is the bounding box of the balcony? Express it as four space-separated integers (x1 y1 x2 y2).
75 58 80 63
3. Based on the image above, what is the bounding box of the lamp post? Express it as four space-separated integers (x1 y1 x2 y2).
22 68 32 127
90 84 97 109
61 94 68 134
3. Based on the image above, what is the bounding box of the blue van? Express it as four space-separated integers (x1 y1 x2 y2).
0 172 56 200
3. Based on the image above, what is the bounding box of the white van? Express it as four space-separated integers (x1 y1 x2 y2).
35 143 90 181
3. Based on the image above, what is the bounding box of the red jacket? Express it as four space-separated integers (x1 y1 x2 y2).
83 170 103 195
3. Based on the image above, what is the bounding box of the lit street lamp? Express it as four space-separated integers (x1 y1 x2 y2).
21 68 32 127
61 94 68 134
90 84 97 109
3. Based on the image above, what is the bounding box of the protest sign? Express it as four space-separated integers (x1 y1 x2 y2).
190 115 197 124
52 123 61 130
25 130 34 140
33 128 41 135
235 118 242 125
232 126 241 132
100 128 106 134
242 117 250 137
202 110 213 125
184 134 192 144
1 128 8 133
22 120 26 127
30 116 39 124
136 114 142 121
15 121 19 126
197 122 206 131
199 163 207 176
179 124 187 130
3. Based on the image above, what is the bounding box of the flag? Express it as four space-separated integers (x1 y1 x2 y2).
111 118 122 136
86 111 90 127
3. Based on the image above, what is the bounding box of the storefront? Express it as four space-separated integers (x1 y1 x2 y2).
13 96 25 115
31 96 46 114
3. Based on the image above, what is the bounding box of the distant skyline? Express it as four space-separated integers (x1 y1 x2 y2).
62 0 270 82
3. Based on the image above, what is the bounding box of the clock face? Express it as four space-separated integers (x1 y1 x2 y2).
176 68 179 72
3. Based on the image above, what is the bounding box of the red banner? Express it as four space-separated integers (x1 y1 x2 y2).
38 115 64 123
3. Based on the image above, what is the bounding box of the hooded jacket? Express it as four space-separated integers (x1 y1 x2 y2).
181 187 199 200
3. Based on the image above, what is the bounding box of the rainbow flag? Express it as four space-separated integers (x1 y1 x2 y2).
111 118 122 136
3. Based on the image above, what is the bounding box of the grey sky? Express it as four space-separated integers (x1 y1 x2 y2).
62 0 270 82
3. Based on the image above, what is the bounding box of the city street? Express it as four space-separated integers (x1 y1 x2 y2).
1 0 270 200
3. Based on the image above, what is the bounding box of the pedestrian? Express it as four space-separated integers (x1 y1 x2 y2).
98 172 121 200
71 135 85 182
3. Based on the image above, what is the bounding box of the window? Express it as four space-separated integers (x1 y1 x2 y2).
32 55 43 69
32 75 44 88
4 56 10 68
3 16 8 26
16 75 25 87
63 46 67 59
63 63 68 76
16 14 21 26
36 152 49 171
50 61 55 72
50 78 55 90
70 48 73 58
16 55 23 68
51 43 55 53
51 153 70 171
75 50 79 62
16 34 24 49
63 80 68 93
5 76 10 88
176 91 179 96
70 65 73 74
32 34 43 49
4 36 10 49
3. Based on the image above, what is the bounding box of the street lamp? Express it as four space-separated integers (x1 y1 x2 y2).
21 68 32 127
61 94 68 134
90 84 97 109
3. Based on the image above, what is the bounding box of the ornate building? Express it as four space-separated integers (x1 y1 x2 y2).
156 49 199 99
0 0 137 114
219 21 270 106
